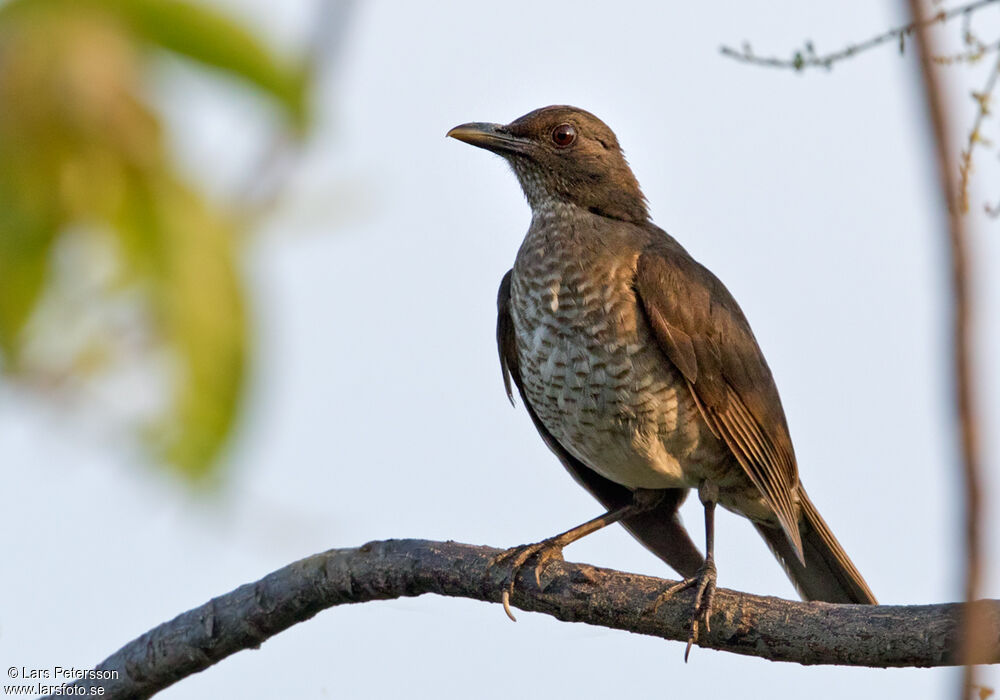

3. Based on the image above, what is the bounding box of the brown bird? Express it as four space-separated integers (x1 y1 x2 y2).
448 106 876 654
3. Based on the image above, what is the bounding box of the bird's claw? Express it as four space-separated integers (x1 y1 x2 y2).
648 559 718 661
490 541 565 622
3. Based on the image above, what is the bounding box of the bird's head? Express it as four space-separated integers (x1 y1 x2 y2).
448 105 648 224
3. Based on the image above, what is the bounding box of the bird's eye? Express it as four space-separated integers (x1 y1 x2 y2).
551 123 577 147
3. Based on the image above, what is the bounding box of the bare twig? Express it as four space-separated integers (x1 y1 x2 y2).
933 38 1000 65
906 3 987 700
720 0 1000 71
41 540 1000 700
960 52 1000 211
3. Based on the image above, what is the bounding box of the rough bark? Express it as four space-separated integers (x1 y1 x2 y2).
44 539 1000 700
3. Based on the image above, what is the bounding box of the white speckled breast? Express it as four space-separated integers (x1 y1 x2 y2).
510 203 724 490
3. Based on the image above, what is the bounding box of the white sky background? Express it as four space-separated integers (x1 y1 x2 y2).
3 1 1000 698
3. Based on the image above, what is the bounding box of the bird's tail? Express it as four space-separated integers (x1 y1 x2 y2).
753 488 877 604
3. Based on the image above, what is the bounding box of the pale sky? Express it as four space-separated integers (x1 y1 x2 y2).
3 2 999 698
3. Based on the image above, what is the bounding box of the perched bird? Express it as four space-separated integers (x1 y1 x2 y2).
448 106 876 653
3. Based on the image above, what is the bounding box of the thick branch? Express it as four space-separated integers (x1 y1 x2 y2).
45 539 1000 700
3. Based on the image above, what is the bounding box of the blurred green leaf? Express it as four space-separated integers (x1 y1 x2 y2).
116 172 247 478
0 0 308 129
0 0 309 124
0 0 311 478
0 211 58 364
106 0 308 129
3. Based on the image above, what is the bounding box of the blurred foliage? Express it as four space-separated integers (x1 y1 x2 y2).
0 0 309 478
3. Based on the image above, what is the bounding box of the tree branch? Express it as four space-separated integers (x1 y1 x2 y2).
44 539 1000 700
959 52 1000 213
720 0 1000 71
906 3 988 699
234 0 356 221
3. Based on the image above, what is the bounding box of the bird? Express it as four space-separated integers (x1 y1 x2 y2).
447 105 876 655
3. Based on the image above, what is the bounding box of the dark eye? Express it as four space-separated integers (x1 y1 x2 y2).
551 123 577 147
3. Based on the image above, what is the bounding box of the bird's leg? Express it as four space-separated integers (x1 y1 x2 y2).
650 480 719 660
492 489 664 621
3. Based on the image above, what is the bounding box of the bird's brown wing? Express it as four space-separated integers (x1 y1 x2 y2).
497 269 704 578
634 234 803 558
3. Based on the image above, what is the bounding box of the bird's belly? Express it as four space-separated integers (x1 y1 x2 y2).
511 269 721 490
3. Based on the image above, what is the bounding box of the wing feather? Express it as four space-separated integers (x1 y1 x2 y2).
634 236 803 557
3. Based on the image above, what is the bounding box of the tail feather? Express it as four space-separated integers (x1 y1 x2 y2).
754 489 876 604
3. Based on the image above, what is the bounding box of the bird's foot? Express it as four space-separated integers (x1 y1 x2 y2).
489 539 565 622
649 559 718 661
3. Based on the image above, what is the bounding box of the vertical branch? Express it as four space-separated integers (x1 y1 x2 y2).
236 0 356 216
904 2 985 699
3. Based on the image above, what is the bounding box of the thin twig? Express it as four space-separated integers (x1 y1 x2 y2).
906 3 986 700
960 53 1000 211
40 540 1000 700
933 38 1000 64
720 0 1000 71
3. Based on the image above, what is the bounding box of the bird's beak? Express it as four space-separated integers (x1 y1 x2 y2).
446 122 530 156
